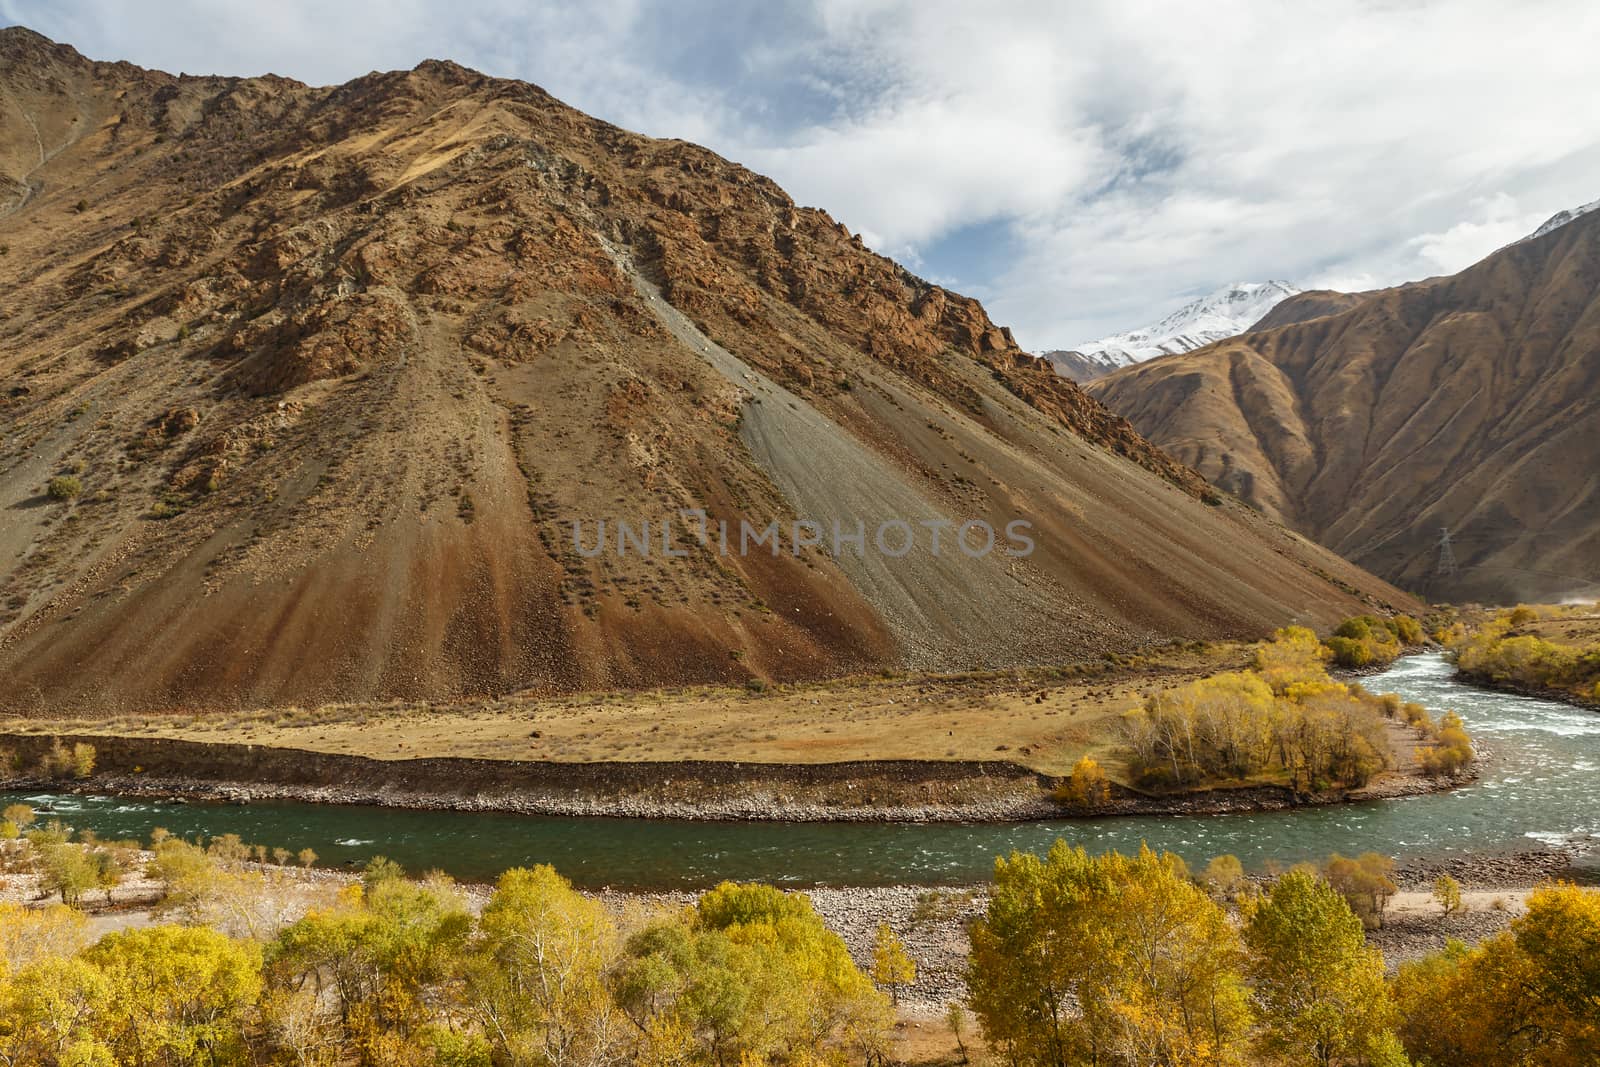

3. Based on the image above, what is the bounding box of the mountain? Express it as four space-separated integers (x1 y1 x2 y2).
1087 205 1600 604
0 28 1410 714
1043 281 1300 381
1526 197 1600 242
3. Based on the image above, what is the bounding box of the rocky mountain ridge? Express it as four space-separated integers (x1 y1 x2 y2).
0 27 1409 713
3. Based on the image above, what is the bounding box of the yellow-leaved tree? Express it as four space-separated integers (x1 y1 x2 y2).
1242 869 1397 1067
84 924 262 1067
870 922 916 1004
1395 882 1600 1066
464 864 621 1067
613 881 893 1066
967 841 1250 1067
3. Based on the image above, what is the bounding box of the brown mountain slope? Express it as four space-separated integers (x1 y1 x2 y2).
1088 215 1600 603
1248 289 1371 331
0 28 1409 715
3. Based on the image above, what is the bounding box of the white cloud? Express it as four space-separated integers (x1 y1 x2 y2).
1406 194 1547 275
3 0 1599 350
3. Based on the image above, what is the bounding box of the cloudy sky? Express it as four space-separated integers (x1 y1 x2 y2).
7 0 1598 349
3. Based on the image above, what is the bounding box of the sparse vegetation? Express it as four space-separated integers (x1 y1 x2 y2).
1454 604 1600 704
870 921 916 1004
45 475 82 500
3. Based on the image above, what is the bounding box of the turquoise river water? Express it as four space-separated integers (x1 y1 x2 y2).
3 654 1596 888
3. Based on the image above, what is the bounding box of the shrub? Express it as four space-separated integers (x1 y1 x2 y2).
1417 711 1472 776
1433 873 1463 916
1325 614 1415 667
1202 854 1246 897
1053 755 1112 808
46 475 82 500
1325 635 1373 667
1391 615 1425 645
1325 852 1397 929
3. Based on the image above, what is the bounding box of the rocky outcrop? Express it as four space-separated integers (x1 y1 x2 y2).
0 28 1412 715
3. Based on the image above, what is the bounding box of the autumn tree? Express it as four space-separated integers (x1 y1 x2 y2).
0 902 89 976
1395 882 1600 1065
967 841 1250 1067
1433 874 1464 917
1054 755 1113 808
268 874 471 1058
1203 854 1247 899
1325 853 1398 929
1 803 35 833
464 864 624 1067
0 955 110 1066
871 922 916 1004
85 924 262 1067
38 842 99 907
614 881 892 1065
1243 869 1396 1066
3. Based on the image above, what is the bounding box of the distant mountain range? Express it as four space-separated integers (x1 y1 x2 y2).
1087 198 1600 604
1043 281 1301 382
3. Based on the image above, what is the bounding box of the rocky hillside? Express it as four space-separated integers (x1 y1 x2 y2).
0 28 1409 714
1088 210 1600 603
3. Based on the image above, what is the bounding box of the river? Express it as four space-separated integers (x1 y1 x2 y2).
3 654 1596 888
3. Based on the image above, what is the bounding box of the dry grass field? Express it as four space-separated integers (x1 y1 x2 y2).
0 643 1248 778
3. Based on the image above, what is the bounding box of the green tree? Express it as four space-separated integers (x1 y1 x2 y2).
39 844 99 908
1243 869 1396 1067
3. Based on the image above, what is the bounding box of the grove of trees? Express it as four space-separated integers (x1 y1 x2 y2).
967 843 1600 1067
0 825 1597 1067
1120 627 1403 791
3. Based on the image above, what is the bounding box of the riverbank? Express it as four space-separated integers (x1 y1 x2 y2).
1453 668 1600 713
0 722 1467 822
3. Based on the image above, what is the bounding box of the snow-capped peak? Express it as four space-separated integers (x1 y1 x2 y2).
1526 197 1600 241
1052 281 1301 375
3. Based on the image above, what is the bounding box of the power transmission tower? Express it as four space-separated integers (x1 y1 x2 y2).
1436 526 1458 578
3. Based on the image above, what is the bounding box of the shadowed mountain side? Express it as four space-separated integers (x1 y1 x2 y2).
1089 211 1600 603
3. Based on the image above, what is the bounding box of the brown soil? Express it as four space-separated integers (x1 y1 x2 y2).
1 27 1412 717
1088 217 1600 605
